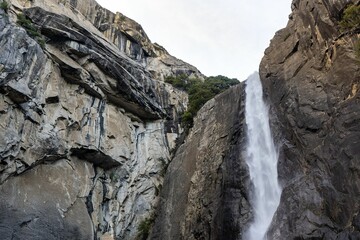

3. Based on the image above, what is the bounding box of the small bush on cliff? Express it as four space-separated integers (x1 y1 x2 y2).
339 4 360 59
355 40 360 59
0 1 9 12
17 13 46 48
340 4 360 32
165 74 190 91
165 75 239 128
158 157 168 177
137 216 155 240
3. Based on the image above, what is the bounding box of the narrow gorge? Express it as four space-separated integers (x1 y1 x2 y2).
0 0 359 240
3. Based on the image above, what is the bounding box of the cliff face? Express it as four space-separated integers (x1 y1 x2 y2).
0 0 202 239
53 0 204 80
154 0 360 239
151 84 252 240
2 0 359 239
260 0 360 239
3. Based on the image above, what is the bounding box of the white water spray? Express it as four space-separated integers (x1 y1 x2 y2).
244 72 281 240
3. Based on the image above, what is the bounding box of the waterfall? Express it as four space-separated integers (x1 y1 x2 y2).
244 72 281 240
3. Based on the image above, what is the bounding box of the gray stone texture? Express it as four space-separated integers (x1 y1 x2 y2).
0 0 199 239
151 84 252 240
260 0 360 239
2 0 359 239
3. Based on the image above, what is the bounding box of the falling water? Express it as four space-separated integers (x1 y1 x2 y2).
244 72 281 240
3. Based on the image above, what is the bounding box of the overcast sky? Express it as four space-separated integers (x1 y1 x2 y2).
96 0 292 81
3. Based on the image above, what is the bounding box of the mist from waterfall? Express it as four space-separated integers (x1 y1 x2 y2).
244 72 281 240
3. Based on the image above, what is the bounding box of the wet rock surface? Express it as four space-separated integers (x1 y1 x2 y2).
260 0 360 239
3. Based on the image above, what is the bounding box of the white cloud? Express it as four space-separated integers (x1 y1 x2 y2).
96 0 292 80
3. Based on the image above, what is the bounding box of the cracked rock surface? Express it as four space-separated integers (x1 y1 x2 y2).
151 84 252 240
0 0 198 239
2 0 359 239
260 0 360 239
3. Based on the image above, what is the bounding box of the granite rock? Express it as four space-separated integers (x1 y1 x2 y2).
260 0 360 239
0 0 197 239
151 84 252 240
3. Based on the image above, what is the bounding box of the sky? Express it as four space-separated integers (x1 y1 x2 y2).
96 0 292 81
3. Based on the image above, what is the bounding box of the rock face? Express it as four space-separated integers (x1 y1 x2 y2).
55 0 205 80
151 84 252 240
0 0 201 239
2 0 359 239
260 0 360 239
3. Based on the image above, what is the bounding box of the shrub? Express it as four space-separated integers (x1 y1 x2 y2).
138 217 154 240
355 40 360 59
165 74 189 91
17 14 34 30
0 1 9 12
109 171 120 182
181 111 193 129
339 5 360 59
37 37 46 49
158 157 169 177
166 74 239 128
340 4 360 32
17 13 46 49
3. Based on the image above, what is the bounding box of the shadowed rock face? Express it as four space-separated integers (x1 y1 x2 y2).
151 84 252 240
260 0 360 239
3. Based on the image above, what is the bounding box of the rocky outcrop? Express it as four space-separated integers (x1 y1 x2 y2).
40 0 204 80
151 84 252 240
260 0 360 239
0 0 200 239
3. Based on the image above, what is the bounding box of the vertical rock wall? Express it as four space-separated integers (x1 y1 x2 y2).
260 0 360 239
151 84 252 240
0 0 199 239
4 0 360 239
21 0 205 80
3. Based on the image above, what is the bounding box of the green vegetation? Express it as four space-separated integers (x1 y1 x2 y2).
165 74 190 91
166 74 239 128
17 13 46 48
355 40 360 59
137 216 155 240
339 4 360 59
109 171 119 182
340 4 360 32
158 157 168 177
0 0 9 12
